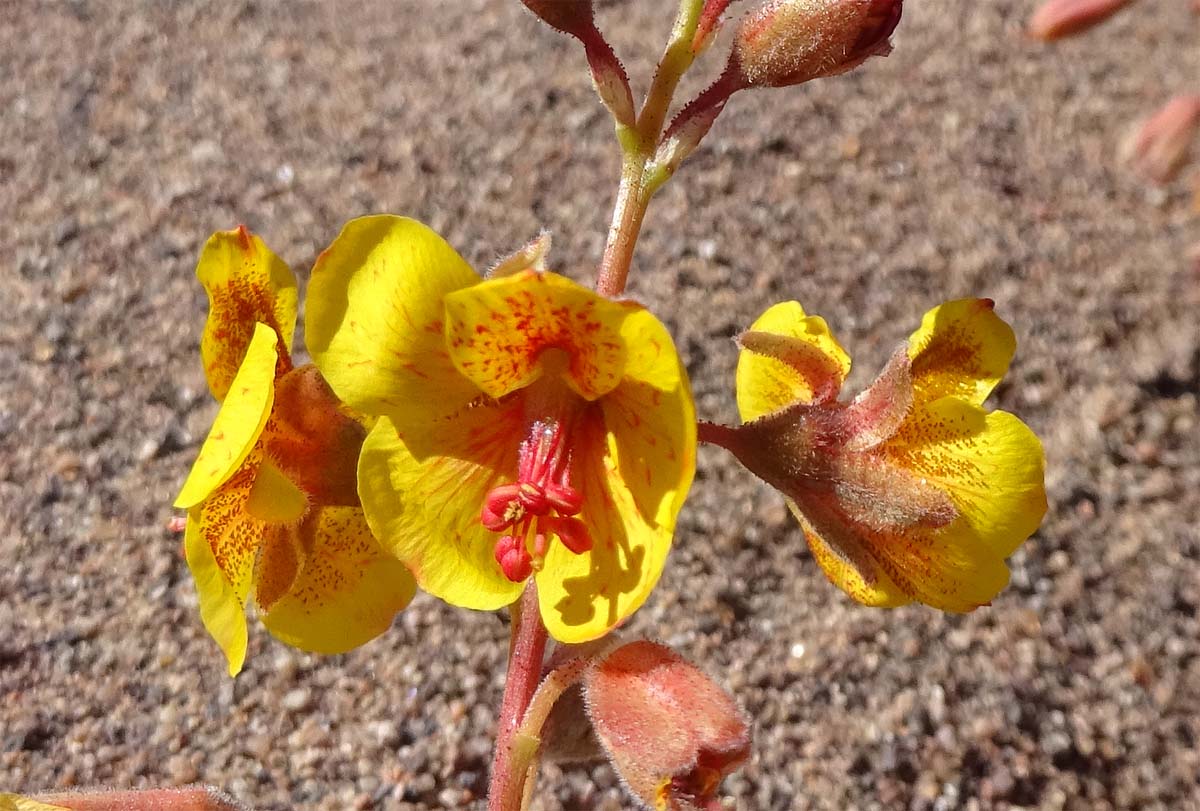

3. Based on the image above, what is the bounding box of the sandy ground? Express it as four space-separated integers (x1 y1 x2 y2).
2 1 1199 809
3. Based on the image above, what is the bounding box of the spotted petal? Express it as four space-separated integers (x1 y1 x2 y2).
358 410 526 611
882 397 1047 559
306 215 482 430
796 497 1011 611
196 226 297 401
906 298 1015 407
261 507 416 654
736 301 851 422
603 306 696 529
443 270 628 401
175 322 278 510
537 408 675 643
183 457 264 676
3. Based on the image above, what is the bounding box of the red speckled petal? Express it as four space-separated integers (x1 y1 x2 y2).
261 507 416 654
196 226 296 401
443 270 627 402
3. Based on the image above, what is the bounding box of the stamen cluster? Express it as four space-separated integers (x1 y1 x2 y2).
481 419 592 581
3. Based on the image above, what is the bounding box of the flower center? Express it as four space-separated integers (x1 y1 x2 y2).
481 417 592 582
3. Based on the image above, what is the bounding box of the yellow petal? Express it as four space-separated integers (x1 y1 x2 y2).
175 323 277 509
792 501 911 608
184 461 264 676
796 497 1011 612
306 215 482 428
537 409 675 643
601 305 696 529
244 458 308 523
0 795 70 811
883 398 1047 558
196 226 297 400
443 270 628 401
261 507 416 654
906 298 1015 406
736 301 851 422
357 412 526 611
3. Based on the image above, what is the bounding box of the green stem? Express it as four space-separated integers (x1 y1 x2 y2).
487 584 550 811
595 0 705 297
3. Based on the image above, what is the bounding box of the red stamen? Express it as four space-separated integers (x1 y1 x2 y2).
480 418 594 578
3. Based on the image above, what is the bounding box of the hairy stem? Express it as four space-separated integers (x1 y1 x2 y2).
487 584 550 811
595 0 705 297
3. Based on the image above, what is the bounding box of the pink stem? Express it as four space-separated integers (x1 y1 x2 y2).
487 583 549 811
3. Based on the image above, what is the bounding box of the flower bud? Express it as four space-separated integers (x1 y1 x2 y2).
1120 95 1200 185
517 0 635 126
733 0 902 88
517 0 595 38
584 641 750 811
1027 0 1134 40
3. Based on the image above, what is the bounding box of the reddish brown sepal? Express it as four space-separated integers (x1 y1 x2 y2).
584 641 750 811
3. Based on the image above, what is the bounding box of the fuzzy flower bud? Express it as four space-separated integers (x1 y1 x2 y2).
733 0 902 88
585 641 751 811
1027 0 1135 40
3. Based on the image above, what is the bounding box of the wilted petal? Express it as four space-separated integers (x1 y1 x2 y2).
175 323 278 510
906 298 1015 407
358 410 526 612
196 226 297 400
443 270 628 401
306 215 482 429
261 507 416 654
736 301 851 421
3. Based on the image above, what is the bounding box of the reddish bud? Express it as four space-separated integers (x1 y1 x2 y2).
584 641 750 811
518 0 635 126
494 535 533 582
1120 95 1200 185
1027 0 1134 40
733 0 902 88
517 0 596 38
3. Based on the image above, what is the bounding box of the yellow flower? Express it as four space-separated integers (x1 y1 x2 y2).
175 226 415 675
305 215 696 642
720 298 1046 611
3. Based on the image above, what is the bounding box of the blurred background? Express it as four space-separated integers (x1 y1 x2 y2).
1 1 1198 809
